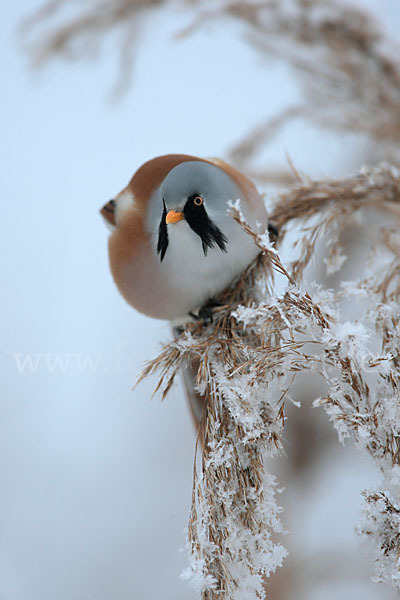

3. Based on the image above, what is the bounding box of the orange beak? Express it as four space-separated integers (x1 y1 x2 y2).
166 209 185 224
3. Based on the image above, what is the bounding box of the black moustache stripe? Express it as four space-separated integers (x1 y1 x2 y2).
156 199 228 262
157 199 169 262
184 203 228 256
196 217 228 256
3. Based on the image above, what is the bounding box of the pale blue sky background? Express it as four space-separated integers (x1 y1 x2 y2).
1 1 400 599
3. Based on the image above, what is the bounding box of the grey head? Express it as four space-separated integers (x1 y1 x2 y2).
146 160 242 262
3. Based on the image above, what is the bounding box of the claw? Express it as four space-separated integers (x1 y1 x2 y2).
268 222 279 238
189 299 221 325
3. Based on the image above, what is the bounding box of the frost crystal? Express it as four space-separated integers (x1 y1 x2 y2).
139 165 400 597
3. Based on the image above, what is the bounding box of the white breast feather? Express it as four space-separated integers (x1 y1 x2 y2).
154 214 260 320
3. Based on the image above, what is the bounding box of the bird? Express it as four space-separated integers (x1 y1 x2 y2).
100 154 271 325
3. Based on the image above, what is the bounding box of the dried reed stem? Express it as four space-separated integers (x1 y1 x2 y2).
20 0 400 595
139 169 400 596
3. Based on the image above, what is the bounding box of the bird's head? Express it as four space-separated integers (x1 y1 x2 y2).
100 155 269 321
146 160 242 262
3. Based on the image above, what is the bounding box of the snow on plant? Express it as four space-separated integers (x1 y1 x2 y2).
24 0 400 596
139 164 400 598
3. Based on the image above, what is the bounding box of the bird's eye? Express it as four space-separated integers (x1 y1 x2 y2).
193 195 204 207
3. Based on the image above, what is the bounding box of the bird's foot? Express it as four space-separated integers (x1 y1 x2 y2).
172 325 185 337
189 300 221 325
268 222 279 238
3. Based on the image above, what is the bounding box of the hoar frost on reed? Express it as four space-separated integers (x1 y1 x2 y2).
139 164 400 598
21 0 400 595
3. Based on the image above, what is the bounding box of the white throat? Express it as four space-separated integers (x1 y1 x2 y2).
152 216 260 321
